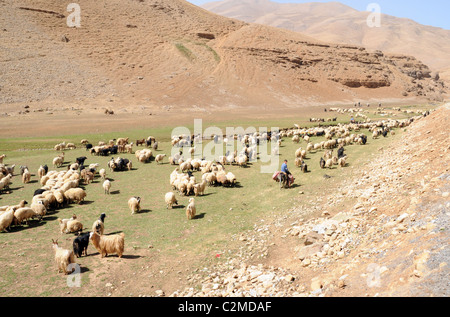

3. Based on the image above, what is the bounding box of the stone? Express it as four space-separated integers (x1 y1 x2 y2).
304 231 323 246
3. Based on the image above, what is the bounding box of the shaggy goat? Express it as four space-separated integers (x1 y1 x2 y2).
89 231 125 258
52 239 76 275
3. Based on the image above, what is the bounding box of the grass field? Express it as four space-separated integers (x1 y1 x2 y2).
0 104 434 296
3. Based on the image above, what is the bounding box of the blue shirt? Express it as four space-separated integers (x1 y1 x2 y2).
281 163 289 173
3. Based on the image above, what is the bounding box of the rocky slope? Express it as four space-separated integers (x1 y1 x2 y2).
202 0 450 75
0 0 446 111
171 103 450 297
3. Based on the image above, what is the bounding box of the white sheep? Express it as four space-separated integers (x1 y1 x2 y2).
58 215 83 234
30 200 47 219
63 188 87 205
103 179 111 195
13 207 39 226
99 168 106 180
165 192 178 209
0 174 12 192
155 154 166 164
186 198 196 220
0 207 15 232
21 167 31 184
194 180 207 196
128 197 141 214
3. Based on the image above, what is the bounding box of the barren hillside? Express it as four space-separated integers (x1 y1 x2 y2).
0 0 446 117
203 0 450 76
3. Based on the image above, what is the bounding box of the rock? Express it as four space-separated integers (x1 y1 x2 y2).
297 243 323 260
155 290 165 297
304 231 323 245
396 213 409 223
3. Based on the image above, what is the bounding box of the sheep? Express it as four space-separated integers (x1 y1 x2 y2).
0 174 13 192
99 168 106 180
0 199 27 212
92 213 106 235
30 200 47 219
83 171 94 184
37 165 47 179
89 231 125 258
237 155 248 168
0 154 5 164
73 232 90 258
186 198 196 220
53 189 65 208
165 192 178 209
125 142 134 154
117 137 129 146
325 158 333 169
155 154 166 164
103 179 111 194
194 180 207 196
338 157 347 168
203 172 217 186
52 239 76 275
128 197 141 214
66 143 76 150
13 207 40 226
63 188 87 205
226 172 237 187
5 164 15 176
216 173 229 187
52 153 65 168
0 207 15 232
320 157 326 169
59 216 83 234
301 162 308 173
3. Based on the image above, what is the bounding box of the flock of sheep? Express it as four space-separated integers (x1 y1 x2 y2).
0 111 422 275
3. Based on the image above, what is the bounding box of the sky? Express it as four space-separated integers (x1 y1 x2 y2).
187 0 450 30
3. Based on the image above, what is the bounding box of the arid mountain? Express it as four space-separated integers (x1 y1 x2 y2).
0 0 446 114
202 0 450 74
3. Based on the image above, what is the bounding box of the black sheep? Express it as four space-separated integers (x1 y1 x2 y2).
73 232 90 257
337 147 345 159
360 135 368 145
85 143 93 151
33 188 46 196
110 145 118 155
320 157 326 169
76 156 87 165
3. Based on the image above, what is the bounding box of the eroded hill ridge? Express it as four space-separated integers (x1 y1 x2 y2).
0 0 446 108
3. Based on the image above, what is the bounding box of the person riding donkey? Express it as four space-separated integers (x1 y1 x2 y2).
280 159 294 188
